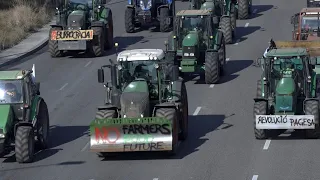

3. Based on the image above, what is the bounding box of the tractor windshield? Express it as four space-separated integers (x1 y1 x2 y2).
68 0 89 10
301 16 320 31
181 16 205 32
0 80 23 104
121 61 158 82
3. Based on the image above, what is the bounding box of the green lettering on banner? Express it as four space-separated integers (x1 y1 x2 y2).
123 134 154 143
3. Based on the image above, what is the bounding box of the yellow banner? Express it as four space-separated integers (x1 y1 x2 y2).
275 40 320 56
50 29 93 40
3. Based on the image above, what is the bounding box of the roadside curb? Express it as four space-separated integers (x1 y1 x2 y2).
0 19 55 68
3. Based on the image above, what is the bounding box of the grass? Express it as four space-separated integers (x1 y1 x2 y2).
0 0 54 50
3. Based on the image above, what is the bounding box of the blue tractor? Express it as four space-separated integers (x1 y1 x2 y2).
125 0 175 33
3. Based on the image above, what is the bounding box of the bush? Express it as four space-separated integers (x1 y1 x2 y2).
0 0 54 50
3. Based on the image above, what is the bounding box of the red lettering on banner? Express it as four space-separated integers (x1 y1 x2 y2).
95 127 120 144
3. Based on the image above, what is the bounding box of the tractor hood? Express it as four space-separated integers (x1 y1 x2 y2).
0 105 11 135
182 32 199 46
276 77 295 95
120 79 150 118
67 10 86 28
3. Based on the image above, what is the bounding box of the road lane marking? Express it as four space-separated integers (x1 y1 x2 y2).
85 61 92 67
193 107 201 115
153 178 159 180
59 83 69 91
253 9 257 14
226 58 230 61
234 39 240 45
209 84 215 88
81 141 90 152
263 139 271 150
252 175 258 180
245 23 249 27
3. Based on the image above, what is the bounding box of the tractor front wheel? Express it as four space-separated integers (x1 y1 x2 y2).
205 51 220 84
238 0 250 19
218 36 226 75
230 3 237 37
159 8 170 32
15 126 35 163
155 108 178 155
179 82 188 141
91 27 104 57
305 100 320 139
253 101 269 139
125 7 135 33
36 100 50 149
219 17 233 44
48 27 63 58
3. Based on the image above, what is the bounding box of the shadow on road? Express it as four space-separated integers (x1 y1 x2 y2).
248 5 274 19
0 161 85 172
265 130 316 140
236 26 261 43
98 114 233 161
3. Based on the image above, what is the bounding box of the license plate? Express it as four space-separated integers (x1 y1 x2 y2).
50 30 93 40
255 115 315 129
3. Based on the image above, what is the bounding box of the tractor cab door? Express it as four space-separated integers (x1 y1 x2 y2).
291 13 300 40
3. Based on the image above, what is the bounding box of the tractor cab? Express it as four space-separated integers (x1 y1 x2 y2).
291 8 320 40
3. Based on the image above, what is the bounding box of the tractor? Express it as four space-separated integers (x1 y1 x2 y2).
0 65 50 163
89 43 188 156
254 40 320 139
49 0 114 57
166 9 226 84
125 0 175 33
307 0 320 7
291 8 320 41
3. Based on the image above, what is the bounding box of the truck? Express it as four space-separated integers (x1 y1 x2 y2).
89 44 188 156
0 65 50 163
49 0 114 57
254 40 320 139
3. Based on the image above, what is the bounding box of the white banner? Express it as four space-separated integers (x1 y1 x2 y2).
255 115 315 129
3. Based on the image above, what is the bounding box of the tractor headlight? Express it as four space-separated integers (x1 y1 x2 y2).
140 0 145 9
146 0 152 9
184 53 189 56
189 53 194 56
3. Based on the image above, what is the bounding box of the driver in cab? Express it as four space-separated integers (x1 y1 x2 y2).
0 83 21 103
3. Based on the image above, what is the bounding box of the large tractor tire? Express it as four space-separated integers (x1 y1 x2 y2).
91 26 104 57
305 100 320 139
253 101 269 139
48 27 63 58
15 126 35 163
238 0 250 19
125 7 135 33
155 108 178 155
105 12 114 50
219 16 233 44
159 7 170 32
205 51 220 84
179 82 188 141
36 100 50 149
230 3 237 37
218 35 226 75
95 109 118 157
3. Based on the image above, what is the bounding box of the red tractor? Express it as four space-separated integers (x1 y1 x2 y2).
291 8 320 40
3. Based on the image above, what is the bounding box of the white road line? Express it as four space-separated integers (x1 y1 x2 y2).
81 141 90 152
234 39 240 45
253 9 257 14
226 58 230 61
153 178 159 180
252 175 259 180
263 139 271 150
193 107 201 115
209 84 215 88
84 61 92 67
59 83 69 91
245 23 249 27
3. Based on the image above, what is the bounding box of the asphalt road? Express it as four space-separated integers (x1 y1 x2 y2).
0 0 314 180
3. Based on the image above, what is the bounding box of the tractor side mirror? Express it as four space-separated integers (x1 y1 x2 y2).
35 82 40 95
98 69 104 83
254 58 264 67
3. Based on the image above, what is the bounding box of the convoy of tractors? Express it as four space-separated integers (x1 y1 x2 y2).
1 0 320 163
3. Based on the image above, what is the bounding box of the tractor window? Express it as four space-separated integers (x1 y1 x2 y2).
0 80 23 104
121 61 158 82
181 16 205 32
68 0 88 10
301 16 320 31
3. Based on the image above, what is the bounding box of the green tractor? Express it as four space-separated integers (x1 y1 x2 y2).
0 65 50 163
167 9 226 84
49 0 114 57
89 44 188 155
254 40 320 139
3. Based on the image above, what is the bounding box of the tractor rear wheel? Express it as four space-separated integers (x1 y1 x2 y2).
36 100 50 149
125 7 135 33
15 126 35 163
218 36 226 75
95 109 118 157
179 82 188 141
48 27 63 58
205 51 220 84
230 3 237 38
219 17 233 44
305 100 320 139
159 8 170 32
253 101 269 139
91 27 104 57
238 0 249 19
155 108 178 155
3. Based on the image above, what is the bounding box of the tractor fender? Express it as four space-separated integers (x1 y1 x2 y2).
91 21 104 27
97 104 118 111
254 98 268 103
205 49 218 53
126 4 135 8
32 97 46 127
304 98 319 103
14 122 33 137
153 103 178 116
157 5 170 16
50 25 63 29
221 15 230 19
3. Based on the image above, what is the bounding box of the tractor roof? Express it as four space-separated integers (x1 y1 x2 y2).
301 7 320 13
0 71 25 80
176 10 211 16
117 49 165 61
266 48 308 57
